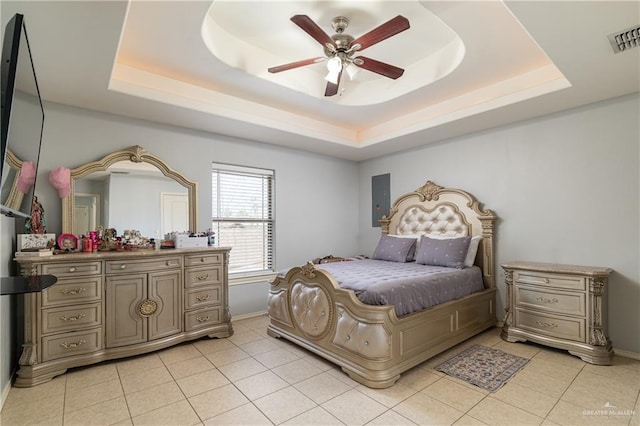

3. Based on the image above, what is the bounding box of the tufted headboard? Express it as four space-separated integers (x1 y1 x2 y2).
379 181 497 288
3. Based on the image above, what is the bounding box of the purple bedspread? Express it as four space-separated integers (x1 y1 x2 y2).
315 259 485 317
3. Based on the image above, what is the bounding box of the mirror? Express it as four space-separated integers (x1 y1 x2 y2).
62 146 197 238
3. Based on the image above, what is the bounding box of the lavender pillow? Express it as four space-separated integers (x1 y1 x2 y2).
415 236 472 268
372 235 417 263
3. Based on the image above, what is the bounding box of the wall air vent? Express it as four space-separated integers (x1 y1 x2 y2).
608 25 640 53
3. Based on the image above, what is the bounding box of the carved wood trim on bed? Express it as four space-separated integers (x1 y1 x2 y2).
268 181 498 388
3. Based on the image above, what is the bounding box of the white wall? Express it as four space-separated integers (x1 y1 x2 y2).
358 93 640 355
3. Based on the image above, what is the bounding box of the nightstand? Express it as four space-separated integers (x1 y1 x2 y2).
501 261 613 365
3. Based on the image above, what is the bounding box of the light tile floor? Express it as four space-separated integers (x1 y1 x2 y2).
1 316 639 426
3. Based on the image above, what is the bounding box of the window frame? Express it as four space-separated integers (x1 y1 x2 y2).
211 162 275 279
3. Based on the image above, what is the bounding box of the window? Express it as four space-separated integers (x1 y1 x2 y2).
211 163 274 275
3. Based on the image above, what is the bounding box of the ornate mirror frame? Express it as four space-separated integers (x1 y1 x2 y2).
61 145 197 234
2 149 26 211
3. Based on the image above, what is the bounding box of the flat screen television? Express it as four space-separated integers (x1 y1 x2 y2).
0 13 44 219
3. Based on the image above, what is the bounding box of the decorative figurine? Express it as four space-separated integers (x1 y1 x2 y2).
25 196 46 234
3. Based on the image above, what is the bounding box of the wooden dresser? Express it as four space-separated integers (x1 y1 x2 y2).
501 261 613 365
14 247 232 387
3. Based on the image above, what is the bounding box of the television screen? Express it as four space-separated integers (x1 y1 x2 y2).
0 13 44 218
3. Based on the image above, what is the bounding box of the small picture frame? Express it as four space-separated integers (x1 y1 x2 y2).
58 233 79 251
17 233 56 252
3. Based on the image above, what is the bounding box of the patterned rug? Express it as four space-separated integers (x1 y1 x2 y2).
435 344 529 392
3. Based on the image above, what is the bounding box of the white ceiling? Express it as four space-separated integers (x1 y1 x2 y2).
2 1 639 161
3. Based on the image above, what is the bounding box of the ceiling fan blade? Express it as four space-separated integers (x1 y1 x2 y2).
350 15 410 52
268 57 325 73
291 15 336 50
324 70 342 96
355 56 404 79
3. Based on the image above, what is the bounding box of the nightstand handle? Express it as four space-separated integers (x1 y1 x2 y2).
196 315 211 323
196 294 210 301
536 296 558 304
60 339 86 349
535 320 558 328
60 287 86 295
60 313 86 322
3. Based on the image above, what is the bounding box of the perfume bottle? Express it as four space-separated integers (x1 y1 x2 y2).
81 235 92 253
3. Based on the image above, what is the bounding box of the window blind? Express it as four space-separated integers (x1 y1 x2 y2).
211 163 274 275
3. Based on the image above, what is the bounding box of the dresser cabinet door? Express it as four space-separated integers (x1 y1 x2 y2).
148 270 183 341
106 274 147 348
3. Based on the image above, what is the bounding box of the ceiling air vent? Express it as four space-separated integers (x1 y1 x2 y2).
608 25 640 53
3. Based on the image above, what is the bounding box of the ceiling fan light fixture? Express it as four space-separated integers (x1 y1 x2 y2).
325 56 342 83
346 63 359 80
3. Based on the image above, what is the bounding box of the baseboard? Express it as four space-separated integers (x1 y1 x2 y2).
0 375 11 412
613 347 640 361
231 310 268 322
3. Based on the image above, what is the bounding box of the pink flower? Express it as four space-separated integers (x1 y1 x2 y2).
16 161 36 193
49 167 71 198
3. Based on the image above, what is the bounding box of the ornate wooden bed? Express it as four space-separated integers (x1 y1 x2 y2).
267 181 497 388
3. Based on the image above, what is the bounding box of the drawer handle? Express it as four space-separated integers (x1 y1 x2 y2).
196 274 210 281
521 277 550 284
120 264 127 270
196 315 211 323
60 287 86 295
60 313 86 322
200 258 206 262
60 339 86 349
196 294 211 301
68 267 76 273
166 261 173 266
536 296 558 304
535 320 558 328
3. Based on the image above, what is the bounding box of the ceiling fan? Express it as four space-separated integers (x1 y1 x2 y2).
268 15 410 97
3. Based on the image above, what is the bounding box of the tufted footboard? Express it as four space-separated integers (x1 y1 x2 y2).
267 261 497 388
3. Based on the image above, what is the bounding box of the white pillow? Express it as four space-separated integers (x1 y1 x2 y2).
464 236 483 267
424 234 482 267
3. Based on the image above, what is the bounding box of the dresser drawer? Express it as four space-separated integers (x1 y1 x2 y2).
184 253 223 267
515 309 585 342
514 271 585 291
41 328 103 362
184 267 222 288
515 286 586 317
105 257 181 274
41 261 102 278
41 303 102 335
185 285 221 310
42 277 102 307
185 307 222 331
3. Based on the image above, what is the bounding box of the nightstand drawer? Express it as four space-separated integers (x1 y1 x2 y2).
42 277 102 307
515 309 585 342
185 307 222 331
41 303 102 335
184 267 222 288
41 328 103 362
185 285 221 310
515 286 586 317
514 271 585 291
42 261 102 278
